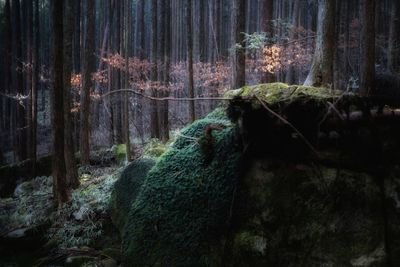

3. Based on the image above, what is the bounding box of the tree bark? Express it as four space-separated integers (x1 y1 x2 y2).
304 0 335 88
387 0 399 73
234 0 246 89
12 0 27 161
261 0 275 83
359 0 375 96
187 0 196 122
64 0 79 188
150 0 160 138
124 0 132 161
3 0 12 159
52 0 69 205
80 0 96 165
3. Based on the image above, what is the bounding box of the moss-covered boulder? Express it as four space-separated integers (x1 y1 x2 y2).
110 158 156 232
226 159 400 266
112 84 400 266
114 108 241 266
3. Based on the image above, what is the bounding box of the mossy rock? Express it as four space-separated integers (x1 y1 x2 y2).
227 159 396 266
225 83 345 107
110 158 156 232
121 109 242 266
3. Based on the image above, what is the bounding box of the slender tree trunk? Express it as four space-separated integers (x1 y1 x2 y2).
234 0 246 89
261 0 275 83
285 0 300 84
2 0 14 152
30 0 39 174
3 0 12 158
187 0 196 122
150 0 160 138
52 0 69 205
124 0 132 162
12 0 27 162
135 0 145 143
387 0 399 73
304 0 335 88
64 0 79 188
359 0 375 96
73 0 81 74
80 0 96 165
26 0 34 167
160 0 171 142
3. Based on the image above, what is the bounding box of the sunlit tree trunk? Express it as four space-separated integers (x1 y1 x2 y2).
304 0 335 88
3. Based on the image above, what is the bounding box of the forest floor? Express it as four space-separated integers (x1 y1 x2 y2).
0 148 139 266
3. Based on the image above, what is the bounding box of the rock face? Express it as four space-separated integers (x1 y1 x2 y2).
112 84 400 266
229 159 400 266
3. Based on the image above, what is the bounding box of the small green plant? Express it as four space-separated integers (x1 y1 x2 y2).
112 144 127 166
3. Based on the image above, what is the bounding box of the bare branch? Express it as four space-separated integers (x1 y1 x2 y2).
102 88 232 102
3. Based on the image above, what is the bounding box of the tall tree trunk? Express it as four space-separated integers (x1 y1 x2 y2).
150 0 160 138
73 0 81 74
160 0 171 141
285 0 300 84
261 0 275 83
26 0 34 168
187 0 196 122
80 0 96 165
359 0 375 96
4 0 12 158
304 0 335 88
64 0 79 188
134 0 145 143
12 0 27 161
30 0 39 175
234 0 246 89
124 0 132 161
387 0 399 73
52 0 69 205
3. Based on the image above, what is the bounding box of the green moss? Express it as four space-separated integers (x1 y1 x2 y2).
225 83 344 106
110 158 156 232
121 110 242 266
142 139 169 159
205 107 229 120
113 144 127 166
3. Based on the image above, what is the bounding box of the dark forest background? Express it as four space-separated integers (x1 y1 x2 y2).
0 0 398 200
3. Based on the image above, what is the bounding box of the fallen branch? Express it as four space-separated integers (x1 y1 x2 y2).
102 88 232 102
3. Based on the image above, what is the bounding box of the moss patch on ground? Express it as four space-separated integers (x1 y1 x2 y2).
118 108 242 266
